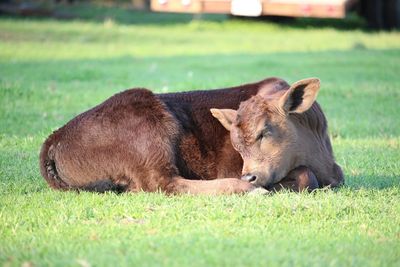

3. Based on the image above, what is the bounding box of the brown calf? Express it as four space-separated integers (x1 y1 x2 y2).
211 78 344 189
40 77 343 194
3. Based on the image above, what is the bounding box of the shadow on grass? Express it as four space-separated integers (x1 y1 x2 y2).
233 13 368 31
0 3 227 26
0 166 398 195
53 2 227 25
15 175 400 195
343 175 400 190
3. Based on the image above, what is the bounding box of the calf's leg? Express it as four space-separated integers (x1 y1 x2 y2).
269 166 319 192
165 176 260 195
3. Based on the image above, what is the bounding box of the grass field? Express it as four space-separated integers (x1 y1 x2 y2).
1 3 400 266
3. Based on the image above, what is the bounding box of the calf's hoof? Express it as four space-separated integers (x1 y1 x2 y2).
248 187 270 195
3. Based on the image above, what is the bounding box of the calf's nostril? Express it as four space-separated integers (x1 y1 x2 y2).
241 174 257 183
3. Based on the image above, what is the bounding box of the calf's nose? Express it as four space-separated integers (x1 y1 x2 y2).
241 173 257 183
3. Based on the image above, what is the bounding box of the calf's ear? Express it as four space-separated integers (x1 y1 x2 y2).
210 108 237 131
279 78 320 114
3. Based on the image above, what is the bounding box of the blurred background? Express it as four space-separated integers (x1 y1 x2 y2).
1 1 400 266
0 0 399 29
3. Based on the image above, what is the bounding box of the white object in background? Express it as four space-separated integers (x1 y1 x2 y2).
181 0 191 6
231 0 262 17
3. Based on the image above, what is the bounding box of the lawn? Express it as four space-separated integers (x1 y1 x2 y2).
0 3 400 267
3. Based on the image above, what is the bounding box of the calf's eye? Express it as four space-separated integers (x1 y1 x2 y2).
257 128 272 141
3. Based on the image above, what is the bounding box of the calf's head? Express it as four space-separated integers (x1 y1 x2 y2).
211 78 343 188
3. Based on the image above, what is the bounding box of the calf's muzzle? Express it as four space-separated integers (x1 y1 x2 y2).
241 171 277 188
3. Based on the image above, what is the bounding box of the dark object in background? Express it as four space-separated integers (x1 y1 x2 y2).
361 0 384 29
362 0 400 30
0 1 52 17
54 0 75 4
384 0 400 29
0 0 78 18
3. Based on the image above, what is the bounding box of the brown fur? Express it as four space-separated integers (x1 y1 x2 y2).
40 77 341 195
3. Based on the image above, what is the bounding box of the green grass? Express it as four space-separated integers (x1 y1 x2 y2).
1 3 400 266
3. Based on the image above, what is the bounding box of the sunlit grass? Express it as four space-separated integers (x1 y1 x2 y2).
0 3 399 266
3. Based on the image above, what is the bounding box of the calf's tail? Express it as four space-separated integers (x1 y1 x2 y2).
39 132 69 190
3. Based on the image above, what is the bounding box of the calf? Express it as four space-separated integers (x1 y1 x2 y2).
40 77 343 194
211 78 344 190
